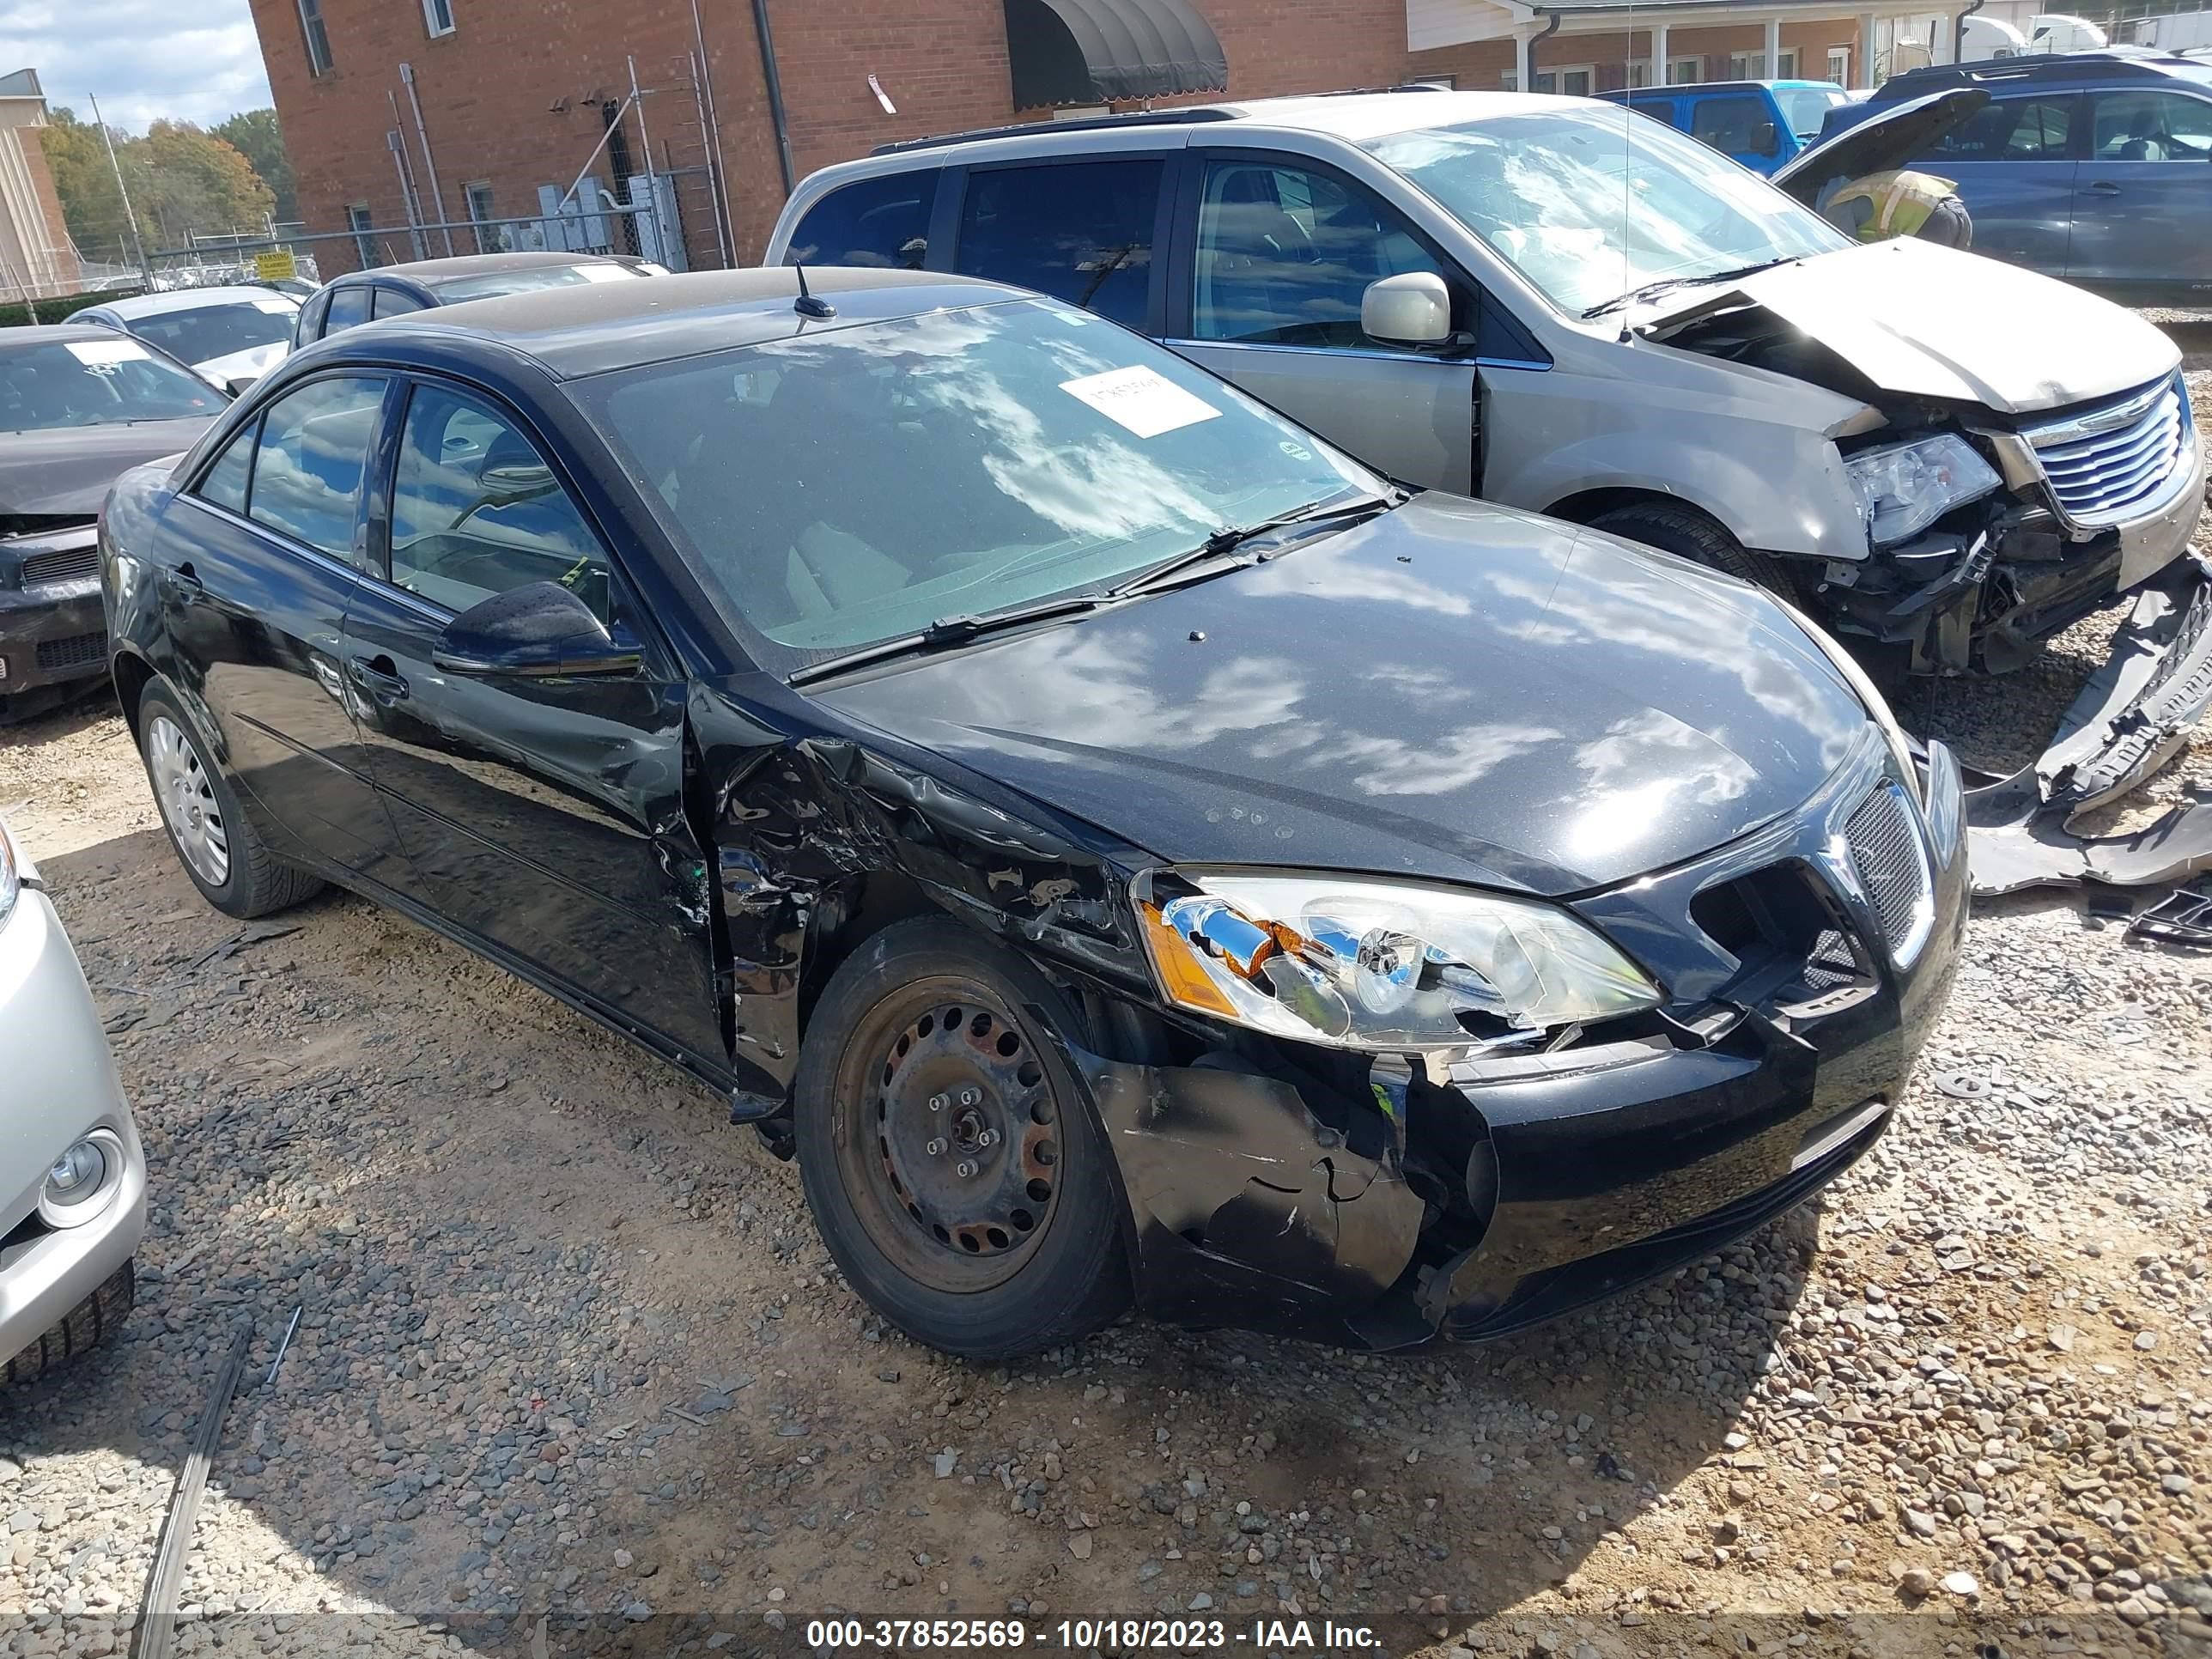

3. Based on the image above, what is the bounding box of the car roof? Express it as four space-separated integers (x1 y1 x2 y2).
1875 49 2212 93
0 322 140 351
331 251 633 289
346 265 1032 380
94 285 295 318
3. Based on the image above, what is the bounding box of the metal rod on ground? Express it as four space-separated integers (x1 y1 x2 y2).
88 93 149 279
265 1306 301 1386
136 1327 251 1659
690 0 737 264
399 63 456 256
628 55 658 264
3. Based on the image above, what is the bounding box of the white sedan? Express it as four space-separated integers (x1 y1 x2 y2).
70 284 301 393
0 814 143 1383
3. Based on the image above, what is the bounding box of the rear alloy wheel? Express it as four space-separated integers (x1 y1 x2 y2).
796 919 1130 1357
136 682 324 920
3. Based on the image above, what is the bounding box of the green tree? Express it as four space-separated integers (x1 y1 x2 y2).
39 108 135 264
137 121 276 245
215 108 297 224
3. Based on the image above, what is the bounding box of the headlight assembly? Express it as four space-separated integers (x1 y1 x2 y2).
1844 434 2001 547
1135 871 1662 1052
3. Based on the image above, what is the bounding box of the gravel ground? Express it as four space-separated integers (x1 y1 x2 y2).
0 342 2206 1659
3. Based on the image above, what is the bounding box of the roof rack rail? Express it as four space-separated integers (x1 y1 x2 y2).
1883 49 2198 87
872 106 1242 156
1309 82 1457 95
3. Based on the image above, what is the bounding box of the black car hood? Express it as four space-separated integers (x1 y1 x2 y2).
0 418 212 519
1773 87 1991 203
811 495 1871 896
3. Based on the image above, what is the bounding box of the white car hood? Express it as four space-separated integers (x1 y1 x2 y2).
193 341 289 387
1644 239 2179 414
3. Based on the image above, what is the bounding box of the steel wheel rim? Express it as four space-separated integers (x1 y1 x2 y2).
833 975 1065 1295
147 714 229 887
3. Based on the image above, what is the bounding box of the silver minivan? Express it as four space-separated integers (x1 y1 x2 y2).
766 90 2203 676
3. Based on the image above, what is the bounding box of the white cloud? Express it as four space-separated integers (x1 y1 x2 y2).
0 0 271 131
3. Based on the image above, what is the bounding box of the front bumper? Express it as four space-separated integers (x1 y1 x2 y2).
0 572 109 707
0 887 146 1370
1073 729 1967 1350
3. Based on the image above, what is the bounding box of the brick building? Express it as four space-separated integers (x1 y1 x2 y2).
250 0 1958 276
0 70 82 301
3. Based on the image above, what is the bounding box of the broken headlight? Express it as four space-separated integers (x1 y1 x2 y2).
1844 434 2000 547
1135 871 1662 1052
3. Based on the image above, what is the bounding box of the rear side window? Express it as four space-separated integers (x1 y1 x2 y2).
1690 94 1775 154
1926 95 2075 161
787 172 939 270
246 375 386 564
372 287 428 319
323 286 372 335
954 159 1162 329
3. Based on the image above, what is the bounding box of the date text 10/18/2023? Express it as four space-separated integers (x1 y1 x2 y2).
805 1619 1384 1650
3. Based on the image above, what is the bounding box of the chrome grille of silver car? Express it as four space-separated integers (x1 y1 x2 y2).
1844 785 1932 962
2026 374 2192 527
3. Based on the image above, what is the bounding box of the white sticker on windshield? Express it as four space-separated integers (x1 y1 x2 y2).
252 298 295 313
1059 366 1221 440
65 338 151 367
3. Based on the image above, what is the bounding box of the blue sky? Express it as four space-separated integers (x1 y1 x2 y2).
0 0 272 131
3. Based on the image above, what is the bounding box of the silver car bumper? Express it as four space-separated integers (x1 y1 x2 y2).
0 884 145 1368
2113 422 2208 592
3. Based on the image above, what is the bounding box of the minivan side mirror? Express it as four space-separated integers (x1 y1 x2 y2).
1361 272 1454 348
1752 118 1782 156
431 580 641 678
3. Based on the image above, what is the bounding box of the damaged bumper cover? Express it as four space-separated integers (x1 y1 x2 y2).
1067 735 1969 1351
1966 556 2212 896
0 524 107 714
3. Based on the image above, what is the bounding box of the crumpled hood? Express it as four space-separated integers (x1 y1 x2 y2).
0 418 213 519
811 495 1871 896
191 340 287 388
1645 238 2179 413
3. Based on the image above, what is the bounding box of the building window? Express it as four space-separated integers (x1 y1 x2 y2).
1408 75 1456 88
1779 48 1800 76
1729 48 1798 78
1627 61 1650 87
1827 46 1850 83
1668 56 1701 83
1535 65 1595 96
422 0 456 36
1498 70 1518 91
298 0 334 75
348 204 378 269
465 181 505 252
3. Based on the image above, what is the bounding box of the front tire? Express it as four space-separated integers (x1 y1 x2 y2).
6 1261 132 1385
794 918 1131 1358
136 682 323 920
1589 501 1803 596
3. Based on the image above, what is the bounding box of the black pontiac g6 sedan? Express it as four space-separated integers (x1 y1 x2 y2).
101 268 1967 1357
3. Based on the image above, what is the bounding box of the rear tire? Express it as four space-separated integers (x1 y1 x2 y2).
6 1261 133 1385
1589 501 1803 597
794 918 1131 1358
136 682 323 920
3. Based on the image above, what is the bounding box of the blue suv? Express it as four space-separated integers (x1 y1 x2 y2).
1601 80 1852 173
1816 52 2212 304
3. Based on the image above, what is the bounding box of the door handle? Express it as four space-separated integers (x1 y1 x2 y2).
348 653 410 704
2083 180 2123 196
167 562 204 605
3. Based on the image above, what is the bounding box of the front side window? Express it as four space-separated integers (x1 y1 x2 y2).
786 172 938 270
1690 94 1778 154
389 383 610 618
1366 110 1848 316
1927 94 2076 161
580 298 1380 670
953 160 1162 329
298 0 333 74
120 298 297 367
0 338 222 432
198 424 256 513
2088 89 2212 161
1191 159 1452 350
323 285 373 334
247 376 386 563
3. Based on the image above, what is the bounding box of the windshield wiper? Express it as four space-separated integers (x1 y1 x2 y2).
1108 492 1400 599
785 592 1104 687
1582 256 1802 320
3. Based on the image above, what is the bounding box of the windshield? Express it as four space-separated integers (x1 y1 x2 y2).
1365 109 1850 317
116 297 296 366
432 263 640 303
1777 86 1849 138
580 297 1380 672
0 338 224 432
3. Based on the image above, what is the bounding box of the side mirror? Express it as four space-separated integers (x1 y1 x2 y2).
223 375 259 399
1752 119 1782 156
430 580 641 678
1361 271 1454 348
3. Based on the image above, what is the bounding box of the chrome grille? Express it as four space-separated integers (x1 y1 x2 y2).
2027 374 2192 526
1844 785 1932 963
19 546 97 587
